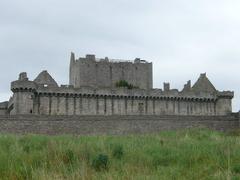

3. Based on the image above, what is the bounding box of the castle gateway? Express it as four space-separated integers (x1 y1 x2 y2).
0 53 234 116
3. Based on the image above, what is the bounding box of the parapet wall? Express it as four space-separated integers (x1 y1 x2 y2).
0 115 238 135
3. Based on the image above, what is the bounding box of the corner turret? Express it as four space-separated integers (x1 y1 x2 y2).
215 91 234 115
10 72 36 115
191 73 234 115
11 72 37 91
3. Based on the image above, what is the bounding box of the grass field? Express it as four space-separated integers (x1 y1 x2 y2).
0 129 240 180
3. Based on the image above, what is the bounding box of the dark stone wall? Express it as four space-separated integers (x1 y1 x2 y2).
0 115 239 135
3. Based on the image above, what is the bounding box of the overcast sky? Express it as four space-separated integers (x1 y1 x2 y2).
0 0 240 111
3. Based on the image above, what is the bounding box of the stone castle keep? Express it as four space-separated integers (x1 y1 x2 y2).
0 53 234 117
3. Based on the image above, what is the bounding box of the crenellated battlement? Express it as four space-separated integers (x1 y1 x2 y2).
72 53 150 64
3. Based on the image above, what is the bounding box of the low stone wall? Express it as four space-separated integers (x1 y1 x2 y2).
0 115 239 135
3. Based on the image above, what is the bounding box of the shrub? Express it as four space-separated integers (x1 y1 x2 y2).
233 164 240 174
149 148 176 168
116 80 128 88
23 144 30 153
115 80 138 89
92 154 109 171
232 176 240 180
62 149 75 164
112 145 124 159
12 161 33 180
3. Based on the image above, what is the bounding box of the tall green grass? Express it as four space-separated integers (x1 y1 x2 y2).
0 129 240 179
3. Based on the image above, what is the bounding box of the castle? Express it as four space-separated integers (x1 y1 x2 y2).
0 53 234 116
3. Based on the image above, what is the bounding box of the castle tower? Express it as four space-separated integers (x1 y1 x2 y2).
69 53 153 90
10 72 36 115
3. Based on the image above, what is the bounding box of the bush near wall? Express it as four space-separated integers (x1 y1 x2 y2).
115 80 138 89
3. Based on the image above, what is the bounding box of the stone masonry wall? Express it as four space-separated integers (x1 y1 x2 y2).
34 94 218 116
0 109 7 115
0 115 238 135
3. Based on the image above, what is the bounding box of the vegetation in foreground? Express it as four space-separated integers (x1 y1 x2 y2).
0 129 240 180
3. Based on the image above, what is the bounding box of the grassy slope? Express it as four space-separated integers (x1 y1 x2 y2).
0 129 240 180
